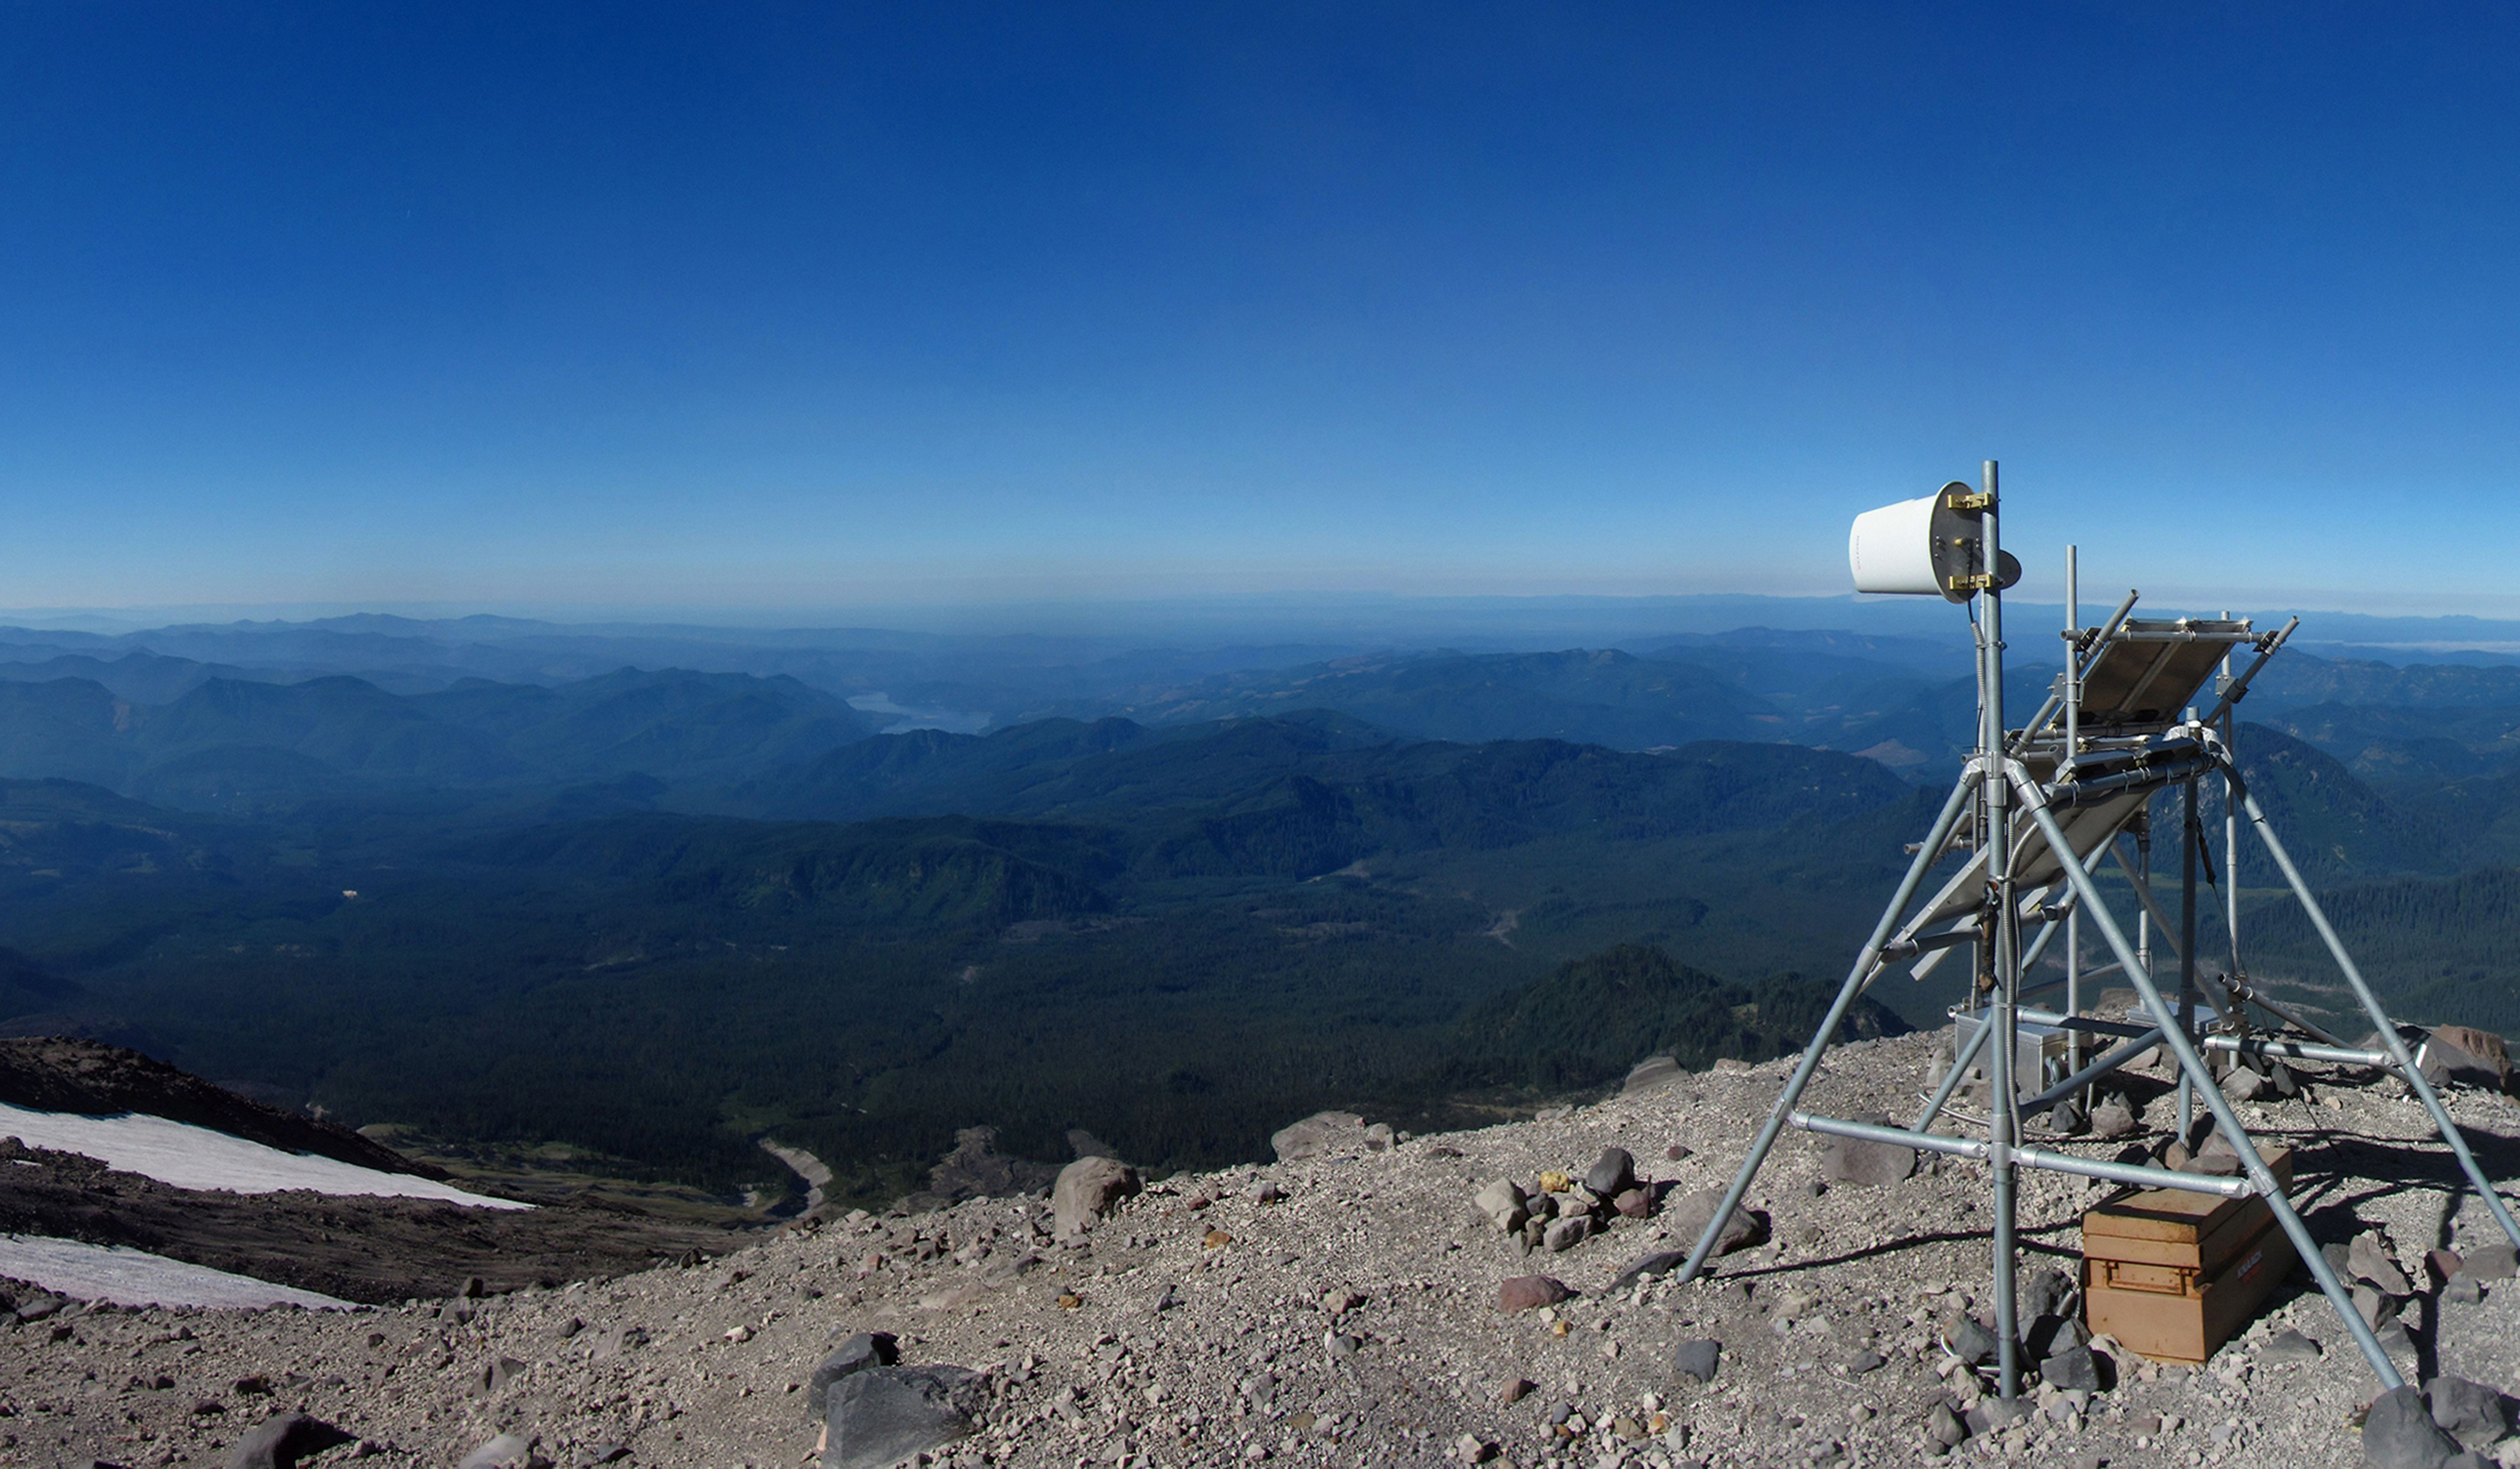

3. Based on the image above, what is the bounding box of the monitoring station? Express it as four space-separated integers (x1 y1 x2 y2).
1673 462 2520 1398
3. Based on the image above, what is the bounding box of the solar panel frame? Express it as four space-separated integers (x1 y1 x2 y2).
2074 619 2254 728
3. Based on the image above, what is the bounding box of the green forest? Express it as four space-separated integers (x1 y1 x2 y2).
1 625 2517 1209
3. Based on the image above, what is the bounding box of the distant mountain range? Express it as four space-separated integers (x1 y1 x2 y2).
0 608 2513 1206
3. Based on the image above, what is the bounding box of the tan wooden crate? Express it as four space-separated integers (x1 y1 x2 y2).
2080 1146 2297 1365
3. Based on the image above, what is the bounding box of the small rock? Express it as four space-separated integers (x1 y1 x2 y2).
1665 1187 1764 1257
2426 1376 2514 1450
1052 1157 1141 1239
2465 1243 2518 1280
2221 1068 2268 1102
2427 1249 2465 1284
2262 1329 2321 1362
2042 1343 2100 1392
823 1366 984 1469
1926 1402 1968 1448
1498 1276 1572 1313
223 1413 355 1469
1585 1147 1638 1198
2020 1266 2073 1320
1543 1215 1592 1252
1841 1348 1884 1375
2445 1274 2484 1305
12 1292 63 1323
454 1435 532 1469
1252 1182 1283 1205
1664 1143 1692 1163
590 1324 647 1360
2353 1231 2415 1296
1611 1250 1687 1290
1455 1432 1498 1463
1818 1111 1916 1186
2024 1311 2086 1362
1474 1179 1529 1232
1500 1378 1536 1404
2363 1383 2460 1469
2089 1097 2136 1139
1321 1288 1362 1315
807 1332 901 1418
1947 1317 1998 1366
476 1356 528 1393
1672 1339 1721 1384
1614 1187 1650 1219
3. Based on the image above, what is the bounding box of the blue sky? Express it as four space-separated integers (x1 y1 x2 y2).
6 4 2519 617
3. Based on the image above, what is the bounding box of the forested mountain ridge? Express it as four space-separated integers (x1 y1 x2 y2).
0 613 2515 1210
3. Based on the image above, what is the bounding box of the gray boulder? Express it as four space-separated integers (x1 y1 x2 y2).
2019 1265 2073 1320
2089 1095 2137 1139
1927 1402 1968 1448
2364 1384 2460 1469
1269 1110 1368 1162
2222 1067 2269 1102
2425 1376 2513 1451
1672 1339 1720 1383
2419 1026 2511 1090
1473 1179 1528 1232
1585 1147 1637 1198
1666 1187 1765 1258
1818 1112 1916 1186
2353 1232 2414 1297
808 1332 901 1418
824 1366 985 1469
2465 1244 2518 1280
1051 1156 1140 1239
2041 1343 2100 1392
453 1434 534 1469
222 1414 354 1469
1623 1056 1681 1095
1947 1317 1998 1366
1543 1215 1592 1252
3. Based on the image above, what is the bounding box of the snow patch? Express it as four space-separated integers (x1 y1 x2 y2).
0 1102 528 1209
0 1234 350 1310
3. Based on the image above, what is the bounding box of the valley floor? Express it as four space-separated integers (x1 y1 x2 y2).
9 1029 2520 1468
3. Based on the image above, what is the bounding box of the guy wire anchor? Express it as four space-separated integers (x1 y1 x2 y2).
1671 461 2520 1401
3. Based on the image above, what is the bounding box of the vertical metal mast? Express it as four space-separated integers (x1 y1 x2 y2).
2064 547 2082 1097
1978 459 2021 1399
2223 614 2240 976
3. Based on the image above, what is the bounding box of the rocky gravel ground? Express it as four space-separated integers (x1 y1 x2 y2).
12 1028 2520 1468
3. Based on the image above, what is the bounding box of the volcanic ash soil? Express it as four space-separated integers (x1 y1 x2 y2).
11 1028 2520 1468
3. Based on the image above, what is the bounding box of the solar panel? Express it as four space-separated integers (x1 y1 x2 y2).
2074 619 2253 728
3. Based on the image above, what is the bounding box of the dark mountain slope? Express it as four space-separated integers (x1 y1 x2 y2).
1442 942 1909 1091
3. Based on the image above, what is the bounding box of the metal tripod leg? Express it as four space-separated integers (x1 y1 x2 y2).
1673 768 1981 1285
2014 770 2403 1385
2233 784 2520 1252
